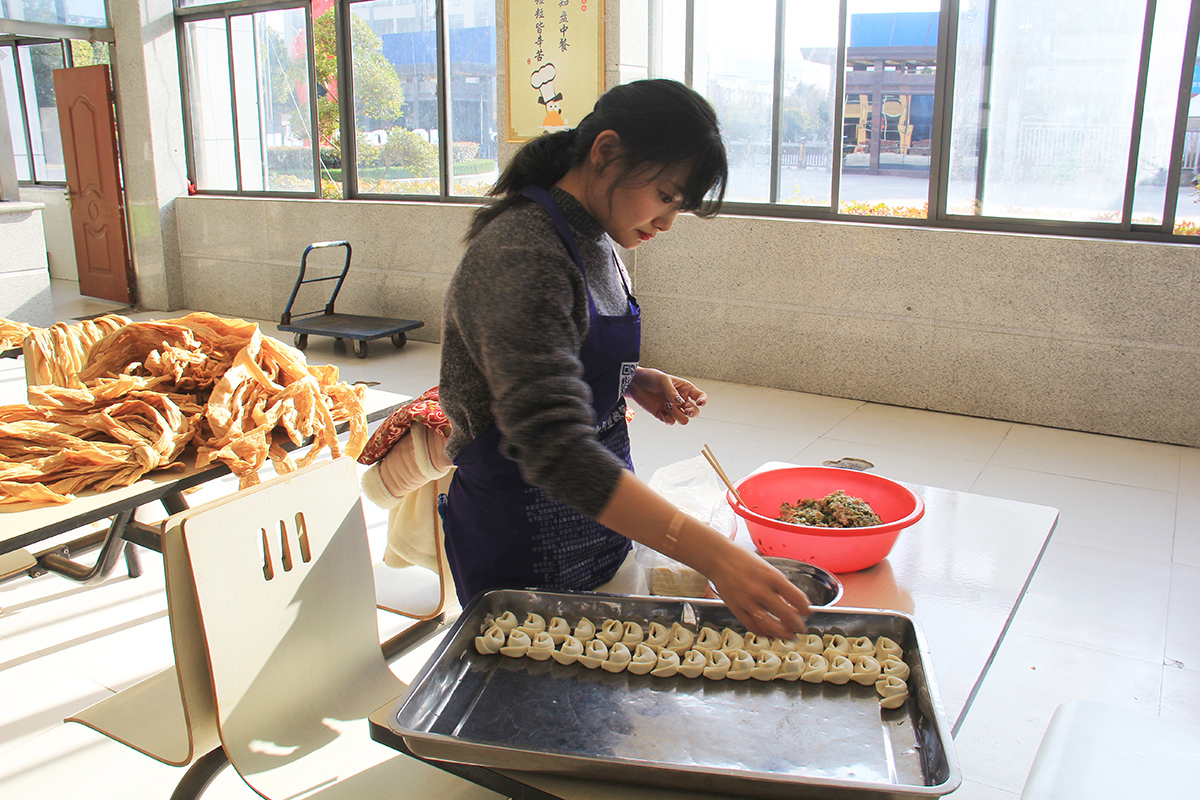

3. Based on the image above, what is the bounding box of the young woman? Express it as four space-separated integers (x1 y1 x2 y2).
438 79 810 639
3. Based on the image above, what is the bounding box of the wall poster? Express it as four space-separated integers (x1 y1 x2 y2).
505 0 605 142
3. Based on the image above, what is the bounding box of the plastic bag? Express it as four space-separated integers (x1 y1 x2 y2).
635 456 734 596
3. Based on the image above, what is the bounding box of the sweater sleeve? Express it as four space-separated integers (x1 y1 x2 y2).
440 217 627 518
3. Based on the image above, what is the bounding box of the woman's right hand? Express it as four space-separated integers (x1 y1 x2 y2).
706 544 812 640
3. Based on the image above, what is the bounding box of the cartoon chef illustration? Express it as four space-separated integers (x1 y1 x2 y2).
531 63 567 129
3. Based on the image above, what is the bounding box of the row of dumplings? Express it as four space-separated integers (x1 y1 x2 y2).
474 611 911 709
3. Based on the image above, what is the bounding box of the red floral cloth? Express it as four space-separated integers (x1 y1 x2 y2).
357 386 452 465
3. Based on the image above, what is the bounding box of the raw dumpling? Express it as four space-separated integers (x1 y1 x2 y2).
695 626 723 653
769 636 798 655
553 635 584 666
796 634 824 655
597 618 625 647
720 628 745 653
850 655 882 685
627 644 657 675
824 654 854 684
742 632 768 654
777 650 806 681
750 651 782 681
645 622 670 652
578 638 609 669
518 612 546 636
474 624 506 655
726 649 755 680
526 631 556 661
848 636 875 659
651 649 682 678
881 655 910 681
667 623 695 655
493 611 520 634
702 649 732 680
877 675 909 709
546 616 572 645
602 642 633 673
621 621 645 647
678 649 707 678
822 634 851 661
500 629 532 658
574 617 597 642
800 653 829 683
875 636 903 662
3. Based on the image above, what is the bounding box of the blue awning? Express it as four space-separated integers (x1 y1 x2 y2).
381 26 495 70
849 12 938 48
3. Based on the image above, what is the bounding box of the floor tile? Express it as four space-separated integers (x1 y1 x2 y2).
1166 563 1200 671
1010 540 1170 663
1182 447 1200 497
688 379 863 437
1160 664 1200 724
793 437 986 492
0 656 112 757
970 464 1176 561
991 424 1183 492
1177 494 1200 567
952 631 1162 795
824 403 1013 463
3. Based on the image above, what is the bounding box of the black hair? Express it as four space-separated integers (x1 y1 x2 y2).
465 79 728 242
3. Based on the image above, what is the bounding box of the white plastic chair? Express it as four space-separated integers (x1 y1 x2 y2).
71 457 499 800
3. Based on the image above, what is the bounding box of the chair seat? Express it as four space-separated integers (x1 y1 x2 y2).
1021 700 1200 799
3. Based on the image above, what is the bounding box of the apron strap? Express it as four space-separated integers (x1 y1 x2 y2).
522 186 600 318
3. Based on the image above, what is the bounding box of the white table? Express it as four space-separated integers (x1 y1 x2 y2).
372 463 1060 799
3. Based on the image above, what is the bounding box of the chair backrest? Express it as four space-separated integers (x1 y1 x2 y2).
168 457 401 795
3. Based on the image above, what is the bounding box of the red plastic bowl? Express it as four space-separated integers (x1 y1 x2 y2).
728 466 924 573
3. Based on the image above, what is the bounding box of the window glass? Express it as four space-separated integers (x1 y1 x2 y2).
69 40 111 67
945 0 988 215
1132 0 1190 229
840 0 938 218
693 0 776 203
231 8 314 193
184 17 237 190
979 0 1145 222
447 0 496 197
351 0 438 196
1177 38 1200 235
21 42 66 182
1 46 31 181
0 0 107 26
780 0 839 207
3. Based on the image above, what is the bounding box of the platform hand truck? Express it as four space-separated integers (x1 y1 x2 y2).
277 240 423 359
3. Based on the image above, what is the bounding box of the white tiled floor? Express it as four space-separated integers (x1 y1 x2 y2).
1 280 1196 799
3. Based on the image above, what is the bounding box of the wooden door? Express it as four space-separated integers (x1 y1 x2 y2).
52 64 134 304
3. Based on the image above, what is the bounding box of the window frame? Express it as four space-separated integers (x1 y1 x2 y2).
175 0 323 198
1 36 73 187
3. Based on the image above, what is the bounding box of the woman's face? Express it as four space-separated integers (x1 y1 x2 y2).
587 160 692 250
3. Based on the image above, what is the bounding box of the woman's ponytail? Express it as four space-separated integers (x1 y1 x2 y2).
464 127 582 242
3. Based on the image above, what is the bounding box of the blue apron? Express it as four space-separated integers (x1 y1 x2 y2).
442 186 641 604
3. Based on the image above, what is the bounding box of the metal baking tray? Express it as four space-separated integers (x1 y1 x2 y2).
389 589 960 800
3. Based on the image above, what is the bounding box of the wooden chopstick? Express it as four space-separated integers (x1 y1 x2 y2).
701 444 744 506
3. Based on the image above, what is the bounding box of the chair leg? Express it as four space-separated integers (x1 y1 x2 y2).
169 748 229 800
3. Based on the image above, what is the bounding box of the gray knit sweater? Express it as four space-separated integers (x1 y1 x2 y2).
439 187 633 518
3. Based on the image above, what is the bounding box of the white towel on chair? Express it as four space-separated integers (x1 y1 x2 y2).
360 425 453 572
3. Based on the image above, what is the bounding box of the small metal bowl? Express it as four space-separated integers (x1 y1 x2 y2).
763 557 843 607
709 556 843 608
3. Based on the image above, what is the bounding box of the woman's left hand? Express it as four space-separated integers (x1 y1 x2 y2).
627 367 707 425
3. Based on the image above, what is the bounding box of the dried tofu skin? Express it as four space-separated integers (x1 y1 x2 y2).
0 318 34 352
0 313 366 506
19 314 131 391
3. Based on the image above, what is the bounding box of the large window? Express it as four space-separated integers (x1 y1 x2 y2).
627 0 1200 240
177 0 497 200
